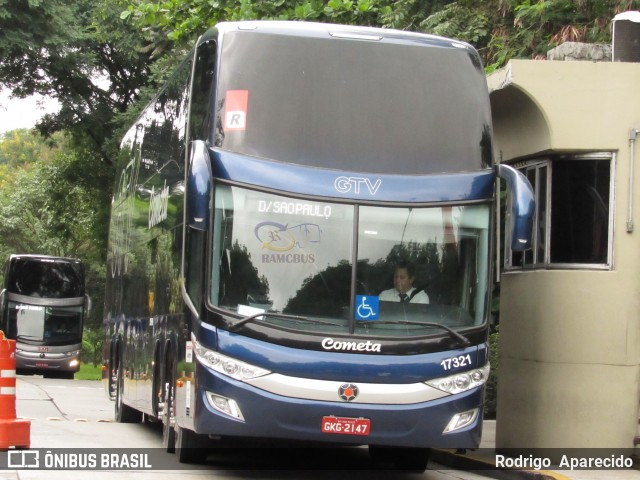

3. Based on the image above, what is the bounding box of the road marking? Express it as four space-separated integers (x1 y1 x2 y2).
48 386 102 390
40 416 112 422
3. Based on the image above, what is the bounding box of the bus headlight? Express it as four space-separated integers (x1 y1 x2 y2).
444 408 479 433
206 393 245 421
193 338 270 382
425 363 490 395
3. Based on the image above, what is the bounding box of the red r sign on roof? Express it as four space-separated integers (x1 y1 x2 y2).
224 90 249 132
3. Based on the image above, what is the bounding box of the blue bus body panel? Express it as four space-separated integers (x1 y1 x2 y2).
193 363 484 448
202 326 484 383
211 149 494 203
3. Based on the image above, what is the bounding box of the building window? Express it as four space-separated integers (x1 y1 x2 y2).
505 153 613 270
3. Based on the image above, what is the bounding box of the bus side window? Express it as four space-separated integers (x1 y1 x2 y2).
185 228 206 312
189 40 217 143
184 40 216 314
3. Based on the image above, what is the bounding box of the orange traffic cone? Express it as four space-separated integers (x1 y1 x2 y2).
0 330 30 450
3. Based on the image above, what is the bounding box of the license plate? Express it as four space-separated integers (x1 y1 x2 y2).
321 416 371 436
35 362 49 368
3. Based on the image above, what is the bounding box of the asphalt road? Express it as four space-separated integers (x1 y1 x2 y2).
0 375 494 480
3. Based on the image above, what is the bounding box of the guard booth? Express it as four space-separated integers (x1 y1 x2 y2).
488 14 640 455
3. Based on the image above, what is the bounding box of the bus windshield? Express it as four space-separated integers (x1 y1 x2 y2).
214 30 491 175
6 302 83 345
210 185 490 337
6 257 84 298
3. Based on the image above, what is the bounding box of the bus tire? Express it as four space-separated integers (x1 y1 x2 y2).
162 351 176 453
115 358 142 423
175 425 210 464
107 347 117 400
152 345 162 419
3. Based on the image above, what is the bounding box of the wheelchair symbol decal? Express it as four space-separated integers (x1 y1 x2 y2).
355 295 379 321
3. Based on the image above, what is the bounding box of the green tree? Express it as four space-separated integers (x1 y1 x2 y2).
419 2 491 47
120 0 640 71
119 0 403 44
450 0 638 70
81 326 105 367
0 0 158 164
0 129 63 167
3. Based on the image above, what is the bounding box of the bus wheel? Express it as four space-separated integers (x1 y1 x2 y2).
162 356 176 453
115 360 142 423
152 349 162 419
108 355 117 400
175 426 210 464
369 446 430 472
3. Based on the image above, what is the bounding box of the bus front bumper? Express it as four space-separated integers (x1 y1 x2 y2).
190 367 484 449
16 349 81 373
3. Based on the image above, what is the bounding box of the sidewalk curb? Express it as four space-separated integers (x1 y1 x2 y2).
431 449 570 480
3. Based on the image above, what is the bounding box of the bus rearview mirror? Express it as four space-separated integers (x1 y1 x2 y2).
85 294 92 315
497 164 535 251
187 140 213 231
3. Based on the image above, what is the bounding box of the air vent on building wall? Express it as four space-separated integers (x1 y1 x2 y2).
613 11 640 62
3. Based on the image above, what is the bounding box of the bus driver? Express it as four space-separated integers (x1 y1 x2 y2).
379 261 430 304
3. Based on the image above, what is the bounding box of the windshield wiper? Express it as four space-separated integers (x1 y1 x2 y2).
357 320 471 346
229 312 341 332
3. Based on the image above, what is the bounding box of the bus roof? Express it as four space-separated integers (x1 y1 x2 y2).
199 20 477 54
8 254 82 265
207 20 491 175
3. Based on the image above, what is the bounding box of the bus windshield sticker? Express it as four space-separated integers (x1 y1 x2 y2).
16 306 45 340
238 304 266 318
355 295 379 321
224 90 249 132
254 221 321 251
258 200 332 219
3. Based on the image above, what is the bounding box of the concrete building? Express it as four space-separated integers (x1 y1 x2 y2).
487 21 640 455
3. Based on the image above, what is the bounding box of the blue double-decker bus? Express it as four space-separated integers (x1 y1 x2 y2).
103 21 534 469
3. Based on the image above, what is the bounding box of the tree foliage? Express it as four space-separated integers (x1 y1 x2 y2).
0 129 62 170
0 0 159 163
469 0 638 70
121 0 640 70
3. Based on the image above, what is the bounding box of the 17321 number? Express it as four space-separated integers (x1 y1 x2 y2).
440 354 472 371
